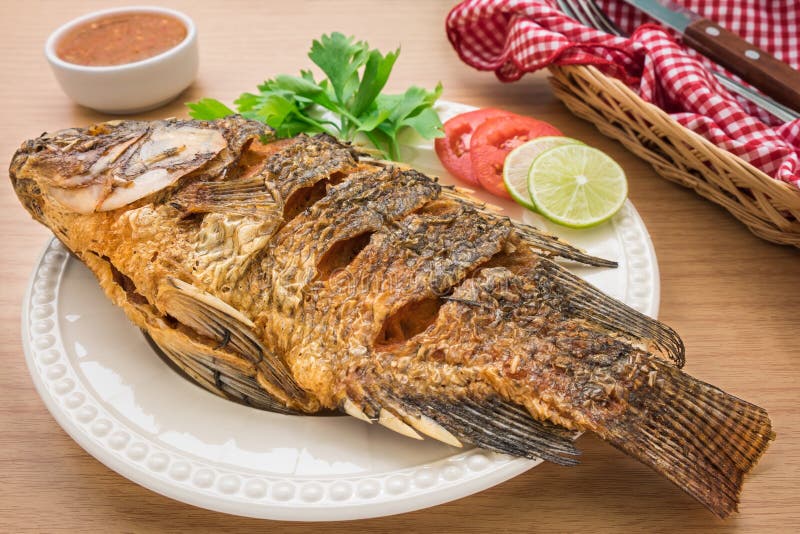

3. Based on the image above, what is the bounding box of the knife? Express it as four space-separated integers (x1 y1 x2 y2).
621 0 800 115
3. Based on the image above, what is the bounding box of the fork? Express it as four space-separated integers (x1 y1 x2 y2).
556 0 800 122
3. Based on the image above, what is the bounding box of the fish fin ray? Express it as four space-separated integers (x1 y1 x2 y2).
438 186 616 267
158 277 308 402
599 359 773 518
386 394 580 465
170 176 279 216
515 224 618 267
536 258 685 367
143 328 298 414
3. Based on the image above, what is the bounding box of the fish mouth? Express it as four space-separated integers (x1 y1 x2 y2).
9 145 31 193
9 154 45 223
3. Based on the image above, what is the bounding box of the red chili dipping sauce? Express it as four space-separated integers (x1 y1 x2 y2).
56 12 187 67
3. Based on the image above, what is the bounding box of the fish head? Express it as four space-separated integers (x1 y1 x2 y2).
9 118 237 224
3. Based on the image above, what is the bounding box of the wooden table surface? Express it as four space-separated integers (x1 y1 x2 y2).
1 1 798 531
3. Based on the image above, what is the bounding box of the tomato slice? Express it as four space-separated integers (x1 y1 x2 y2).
470 116 563 198
434 108 511 185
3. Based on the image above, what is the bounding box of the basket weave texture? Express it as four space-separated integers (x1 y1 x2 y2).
548 64 800 247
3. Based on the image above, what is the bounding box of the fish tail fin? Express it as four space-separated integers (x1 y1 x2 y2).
599 360 773 518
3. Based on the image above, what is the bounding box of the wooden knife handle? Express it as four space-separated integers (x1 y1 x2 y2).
683 18 800 116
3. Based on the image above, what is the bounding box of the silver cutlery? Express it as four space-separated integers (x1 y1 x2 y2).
555 0 800 122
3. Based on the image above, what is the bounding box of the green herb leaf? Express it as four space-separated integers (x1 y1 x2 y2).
351 48 398 117
251 93 296 125
357 107 393 133
186 33 443 161
308 32 368 103
233 93 262 113
383 83 443 124
186 98 235 120
401 107 444 139
272 75 338 112
272 75 324 98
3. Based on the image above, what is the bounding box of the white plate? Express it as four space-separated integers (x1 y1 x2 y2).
21 101 660 521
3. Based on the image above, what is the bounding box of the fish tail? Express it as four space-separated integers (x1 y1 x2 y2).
598 360 773 518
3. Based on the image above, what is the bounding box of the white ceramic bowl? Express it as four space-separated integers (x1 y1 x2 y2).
45 6 198 114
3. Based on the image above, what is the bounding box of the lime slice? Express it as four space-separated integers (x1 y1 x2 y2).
503 136 583 210
527 144 627 228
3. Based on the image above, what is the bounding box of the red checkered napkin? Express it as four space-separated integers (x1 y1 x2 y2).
446 0 800 189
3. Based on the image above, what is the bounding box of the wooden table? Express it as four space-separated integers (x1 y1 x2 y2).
1 1 798 531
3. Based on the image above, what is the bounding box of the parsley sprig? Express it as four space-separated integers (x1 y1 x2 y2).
187 32 443 160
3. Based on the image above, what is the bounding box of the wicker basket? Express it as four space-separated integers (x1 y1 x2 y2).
548 64 800 247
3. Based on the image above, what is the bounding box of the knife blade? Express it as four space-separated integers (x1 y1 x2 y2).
621 0 800 116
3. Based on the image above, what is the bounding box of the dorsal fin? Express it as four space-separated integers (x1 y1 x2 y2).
513 223 618 268
532 258 685 367
438 185 617 267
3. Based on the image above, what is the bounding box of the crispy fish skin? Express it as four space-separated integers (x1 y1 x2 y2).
9 117 773 517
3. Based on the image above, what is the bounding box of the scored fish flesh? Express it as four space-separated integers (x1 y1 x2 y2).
9 116 773 517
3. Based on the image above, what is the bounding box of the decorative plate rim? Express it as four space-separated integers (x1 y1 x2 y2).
20 103 660 521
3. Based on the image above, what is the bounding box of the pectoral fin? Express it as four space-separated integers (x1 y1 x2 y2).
170 176 281 216
144 327 297 414
158 277 308 403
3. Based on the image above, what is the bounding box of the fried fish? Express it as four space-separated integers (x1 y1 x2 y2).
9 116 773 517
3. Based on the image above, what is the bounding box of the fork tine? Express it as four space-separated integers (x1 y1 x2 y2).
576 0 624 36
713 74 799 122
562 0 591 26
555 0 580 21
565 0 610 34
589 1 625 36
